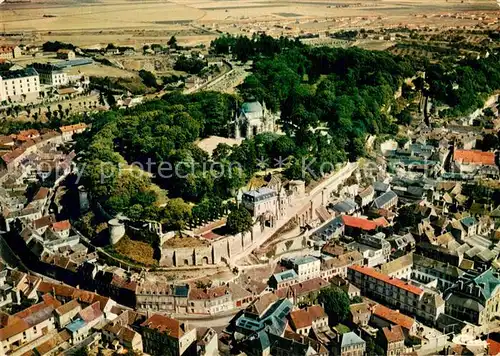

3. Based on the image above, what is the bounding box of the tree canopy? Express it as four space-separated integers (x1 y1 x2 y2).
226 206 253 235
317 286 351 325
76 33 500 232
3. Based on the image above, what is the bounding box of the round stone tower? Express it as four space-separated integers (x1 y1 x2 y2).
108 218 126 245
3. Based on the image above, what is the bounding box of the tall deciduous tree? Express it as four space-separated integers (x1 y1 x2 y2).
226 206 253 235
318 286 350 325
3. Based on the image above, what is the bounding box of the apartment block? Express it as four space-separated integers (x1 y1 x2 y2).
0 68 39 102
348 265 444 325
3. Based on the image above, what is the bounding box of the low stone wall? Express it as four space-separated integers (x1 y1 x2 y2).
160 232 254 267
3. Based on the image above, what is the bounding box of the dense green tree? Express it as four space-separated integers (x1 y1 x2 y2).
174 55 206 74
168 35 178 48
139 70 157 88
226 206 253 235
317 286 350 325
396 204 418 231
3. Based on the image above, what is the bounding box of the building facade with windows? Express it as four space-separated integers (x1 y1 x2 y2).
348 265 445 325
0 68 39 102
31 63 68 87
242 187 278 219
140 314 197 356
444 269 500 325
0 46 21 59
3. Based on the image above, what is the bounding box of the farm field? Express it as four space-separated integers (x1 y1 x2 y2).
0 0 498 47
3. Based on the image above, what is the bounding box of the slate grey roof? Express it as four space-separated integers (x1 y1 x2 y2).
332 199 358 213
341 332 365 348
374 181 390 192
1 67 38 80
243 187 276 203
373 190 398 209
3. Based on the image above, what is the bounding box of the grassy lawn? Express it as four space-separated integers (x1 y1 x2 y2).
113 236 158 266
334 323 351 334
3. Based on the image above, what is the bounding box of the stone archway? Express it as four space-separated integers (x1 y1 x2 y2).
202 256 209 265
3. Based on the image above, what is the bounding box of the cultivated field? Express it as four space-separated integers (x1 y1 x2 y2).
0 0 498 47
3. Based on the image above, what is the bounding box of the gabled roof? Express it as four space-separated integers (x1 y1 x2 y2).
60 123 87 133
246 293 279 317
382 325 405 343
373 190 398 209
33 215 56 230
454 149 495 165
289 305 326 330
349 265 423 296
381 253 413 276
141 314 185 339
341 331 365 348
51 220 71 232
358 186 374 198
342 215 377 231
55 299 81 316
33 187 50 201
372 304 415 330
288 278 329 297
78 302 103 323
374 182 390 192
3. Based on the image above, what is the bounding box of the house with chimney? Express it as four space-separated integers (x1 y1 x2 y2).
140 314 197 356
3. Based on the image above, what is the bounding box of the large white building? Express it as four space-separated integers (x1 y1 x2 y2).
241 187 278 219
31 63 68 87
0 68 40 102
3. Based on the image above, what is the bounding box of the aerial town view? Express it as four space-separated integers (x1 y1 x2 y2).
0 0 500 354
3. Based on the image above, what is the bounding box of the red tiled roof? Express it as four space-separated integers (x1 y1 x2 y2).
289 309 312 330
34 330 71 355
17 129 40 141
454 149 495 165
382 325 405 343
488 336 500 356
0 295 63 341
0 318 30 341
0 136 14 145
372 304 415 331
289 305 327 331
37 281 75 297
51 220 71 232
2 147 25 164
189 286 229 300
60 123 87 133
33 187 50 201
342 215 377 231
141 314 184 339
79 302 103 323
0 312 21 327
55 299 81 316
0 46 15 54
14 295 61 321
307 305 327 321
287 278 329 297
373 217 389 227
349 265 423 296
